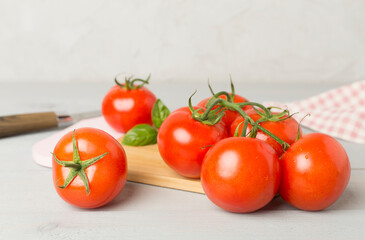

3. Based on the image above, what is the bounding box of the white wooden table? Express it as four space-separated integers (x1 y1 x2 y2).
0 81 364 239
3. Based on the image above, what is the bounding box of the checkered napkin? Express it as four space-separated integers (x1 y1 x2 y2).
264 80 365 144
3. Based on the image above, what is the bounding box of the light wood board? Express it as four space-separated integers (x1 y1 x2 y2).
117 138 204 194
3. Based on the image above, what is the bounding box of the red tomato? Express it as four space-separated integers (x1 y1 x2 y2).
229 109 301 156
157 107 227 178
197 94 252 128
279 133 351 211
201 137 281 213
102 84 156 133
52 128 127 208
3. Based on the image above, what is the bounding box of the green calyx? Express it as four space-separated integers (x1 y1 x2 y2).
52 130 108 195
188 90 226 126
192 76 238 125
247 106 296 139
115 74 151 90
222 98 291 150
196 76 293 150
188 76 240 126
186 77 294 151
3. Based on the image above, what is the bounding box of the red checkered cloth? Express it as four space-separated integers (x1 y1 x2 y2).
264 80 365 144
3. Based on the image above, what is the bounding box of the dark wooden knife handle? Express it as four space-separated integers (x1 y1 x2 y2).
0 112 58 138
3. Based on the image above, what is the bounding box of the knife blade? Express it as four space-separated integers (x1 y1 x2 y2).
0 110 101 138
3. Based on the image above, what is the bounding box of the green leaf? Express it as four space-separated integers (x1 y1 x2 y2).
122 124 158 146
152 99 170 129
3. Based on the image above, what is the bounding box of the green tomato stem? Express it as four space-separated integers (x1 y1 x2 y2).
229 75 235 99
241 119 249 137
212 91 232 102
114 74 151 90
222 101 290 150
129 74 151 89
201 98 223 120
188 90 290 151
237 102 273 118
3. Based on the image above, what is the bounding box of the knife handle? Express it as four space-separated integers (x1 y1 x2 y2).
0 112 58 138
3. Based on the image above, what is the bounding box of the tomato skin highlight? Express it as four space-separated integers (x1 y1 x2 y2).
197 94 252 128
52 128 127 208
229 109 301 156
102 85 156 133
157 107 228 178
201 137 281 213
279 133 351 211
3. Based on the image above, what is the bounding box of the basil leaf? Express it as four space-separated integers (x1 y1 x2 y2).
152 99 170 129
122 124 158 146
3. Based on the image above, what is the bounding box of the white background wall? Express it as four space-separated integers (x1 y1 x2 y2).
1 0 365 83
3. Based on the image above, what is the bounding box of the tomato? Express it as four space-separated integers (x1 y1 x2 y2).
279 133 351 211
197 94 252 128
201 137 281 213
157 107 227 178
229 109 301 156
52 128 127 208
102 83 156 133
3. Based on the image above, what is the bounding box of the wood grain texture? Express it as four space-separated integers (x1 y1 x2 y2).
0 112 58 138
118 138 204 194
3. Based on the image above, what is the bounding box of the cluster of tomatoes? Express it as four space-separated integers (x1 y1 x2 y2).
52 75 351 212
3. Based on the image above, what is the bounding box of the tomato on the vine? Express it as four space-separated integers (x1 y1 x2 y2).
102 75 156 133
279 133 351 211
198 94 252 128
229 109 301 156
201 137 281 213
157 107 227 178
52 128 127 208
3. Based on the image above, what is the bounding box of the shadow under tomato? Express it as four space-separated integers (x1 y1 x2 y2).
258 196 289 212
243 195 299 215
210 196 290 215
258 187 357 213
324 188 357 212
88 181 140 211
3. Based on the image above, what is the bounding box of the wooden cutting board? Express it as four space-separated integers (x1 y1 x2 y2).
118 138 204 194
32 116 204 194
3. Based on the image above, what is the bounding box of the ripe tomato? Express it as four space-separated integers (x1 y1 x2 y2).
52 128 127 208
157 107 227 178
197 94 252 128
279 133 351 211
201 137 281 213
102 83 156 133
229 109 301 156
